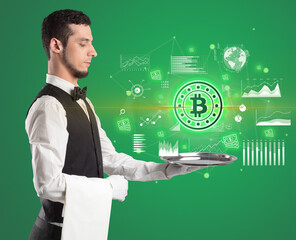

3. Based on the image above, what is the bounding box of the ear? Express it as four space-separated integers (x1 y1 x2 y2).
49 38 64 55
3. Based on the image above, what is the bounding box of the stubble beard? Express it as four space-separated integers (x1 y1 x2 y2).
62 48 89 79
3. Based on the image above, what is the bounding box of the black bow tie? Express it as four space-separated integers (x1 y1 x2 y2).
73 86 87 101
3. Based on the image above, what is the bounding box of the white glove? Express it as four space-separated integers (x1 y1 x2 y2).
106 175 128 202
165 164 207 179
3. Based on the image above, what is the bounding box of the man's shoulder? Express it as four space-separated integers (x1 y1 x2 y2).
28 95 65 117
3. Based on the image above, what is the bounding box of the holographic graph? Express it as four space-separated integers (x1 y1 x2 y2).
242 140 285 166
133 134 146 153
171 56 206 74
241 78 282 98
159 140 178 156
120 54 150 71
256 110 291 126
139 111 162 127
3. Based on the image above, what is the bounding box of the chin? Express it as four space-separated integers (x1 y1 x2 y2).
73 70 89 79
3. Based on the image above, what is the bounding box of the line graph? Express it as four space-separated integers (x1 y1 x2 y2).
241 79 282 98
256 110 291 126
120 54 150 71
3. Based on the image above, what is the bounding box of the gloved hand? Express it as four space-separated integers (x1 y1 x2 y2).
106 175 128 202
165 164 207 179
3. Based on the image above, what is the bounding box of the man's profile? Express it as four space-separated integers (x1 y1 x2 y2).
26 9 205 240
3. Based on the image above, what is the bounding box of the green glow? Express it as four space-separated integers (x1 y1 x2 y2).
182 145 187 150
189 47 195 53
204 173 210 179
263 67 269 73
210 44 215 50
256 65 262 70
126 90 131 96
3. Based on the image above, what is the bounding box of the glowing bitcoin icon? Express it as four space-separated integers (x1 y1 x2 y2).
174 81 223 130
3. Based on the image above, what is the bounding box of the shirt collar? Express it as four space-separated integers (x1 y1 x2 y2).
46 74 79 95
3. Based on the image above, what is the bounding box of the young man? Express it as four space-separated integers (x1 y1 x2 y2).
26 9 205 240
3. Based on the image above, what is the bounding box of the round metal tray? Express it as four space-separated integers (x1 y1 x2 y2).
161 152 238 166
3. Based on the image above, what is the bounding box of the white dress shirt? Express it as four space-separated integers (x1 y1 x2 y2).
25 74 170 205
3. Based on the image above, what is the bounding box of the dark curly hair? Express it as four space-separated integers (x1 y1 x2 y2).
42 9 91 60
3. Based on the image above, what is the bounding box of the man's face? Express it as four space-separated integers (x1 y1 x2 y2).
61 24 97 79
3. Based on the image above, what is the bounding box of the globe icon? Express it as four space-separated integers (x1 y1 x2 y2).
223 47 247 72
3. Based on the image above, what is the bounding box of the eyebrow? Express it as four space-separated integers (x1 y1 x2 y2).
77 38 93 42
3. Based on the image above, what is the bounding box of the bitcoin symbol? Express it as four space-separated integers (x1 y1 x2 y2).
190 94 207 117
173 81 223 131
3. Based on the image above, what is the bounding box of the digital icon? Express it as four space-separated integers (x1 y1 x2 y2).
223 46 249 72
128 79 151 99
120 109 125 115
159 140 178 156
173 81 223 130
157 131 165 138
117 118 131 131
265 129 274 137
239 104 246 112
235 115 242 122
223 134 239 148
222 74 229 81
120 54 150 71
150 70 162 80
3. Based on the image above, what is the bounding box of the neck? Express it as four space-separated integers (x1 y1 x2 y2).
48 61 79 86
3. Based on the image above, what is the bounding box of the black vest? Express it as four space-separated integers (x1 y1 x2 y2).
27 83 103 223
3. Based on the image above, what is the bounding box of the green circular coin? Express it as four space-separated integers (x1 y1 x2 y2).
174 81 223 130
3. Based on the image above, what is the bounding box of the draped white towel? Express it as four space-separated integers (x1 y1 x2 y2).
61 174 113 240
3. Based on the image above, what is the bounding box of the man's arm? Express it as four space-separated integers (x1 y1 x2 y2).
25 96 68 203
87 99 207 181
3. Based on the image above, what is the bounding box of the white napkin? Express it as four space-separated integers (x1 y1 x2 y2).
61 174 113 240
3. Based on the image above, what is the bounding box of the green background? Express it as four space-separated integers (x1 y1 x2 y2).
1 0 295 239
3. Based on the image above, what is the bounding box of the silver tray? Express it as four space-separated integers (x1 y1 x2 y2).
161 152 238 166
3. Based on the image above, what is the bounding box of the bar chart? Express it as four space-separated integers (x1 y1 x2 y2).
242 140 285 166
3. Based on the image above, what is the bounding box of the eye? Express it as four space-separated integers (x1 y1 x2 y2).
79 43 86 47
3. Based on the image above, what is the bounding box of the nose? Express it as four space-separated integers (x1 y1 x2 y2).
89 44 97 57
